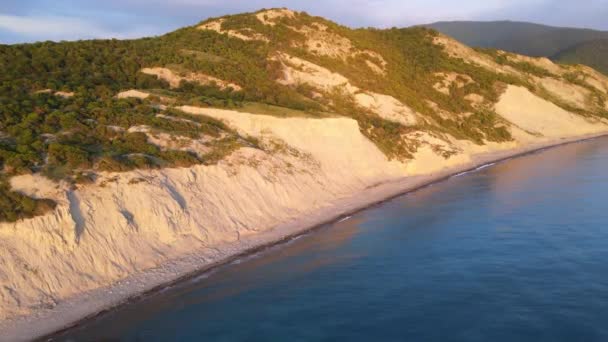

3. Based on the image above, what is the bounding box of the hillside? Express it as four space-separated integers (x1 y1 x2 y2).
426 21 608 56
554 39 608 75
426 21 608 74
1 8 608 337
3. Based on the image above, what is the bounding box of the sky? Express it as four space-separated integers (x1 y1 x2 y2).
2 0 608 44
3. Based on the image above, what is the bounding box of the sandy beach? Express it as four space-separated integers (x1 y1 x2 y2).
1 132 606 342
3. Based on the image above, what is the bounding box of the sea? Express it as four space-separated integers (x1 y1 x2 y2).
54 136 608 342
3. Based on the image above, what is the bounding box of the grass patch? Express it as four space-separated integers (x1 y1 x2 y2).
0 178 56 222
236 102 332 118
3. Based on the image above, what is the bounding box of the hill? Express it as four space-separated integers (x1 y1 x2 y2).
1 9 608 336
1 9 608 220
426 21 608 74
426 21 608 56
553 39 608 75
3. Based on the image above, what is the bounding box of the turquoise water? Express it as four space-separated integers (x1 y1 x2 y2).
55 137 608 342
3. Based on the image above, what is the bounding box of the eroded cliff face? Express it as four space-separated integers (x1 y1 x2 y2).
2 101 607 321
0 113 408 320
2 8 608 323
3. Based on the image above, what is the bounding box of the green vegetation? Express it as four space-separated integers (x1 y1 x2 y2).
426 21 608 57
235 102 331 118
0 178 56 222
471 48 608 118
555 39 608 76
0 22 320 221
325 88 418 160
0 9 606 222
278 22 518 144
427 21 608 76
475 48 555 77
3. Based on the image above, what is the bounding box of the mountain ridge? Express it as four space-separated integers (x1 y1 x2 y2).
553 39 608 75
425 20 608 74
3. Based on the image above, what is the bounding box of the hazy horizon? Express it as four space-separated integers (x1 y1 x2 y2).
2 0 608 44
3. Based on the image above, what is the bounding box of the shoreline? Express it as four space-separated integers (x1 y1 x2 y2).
2 132 608 341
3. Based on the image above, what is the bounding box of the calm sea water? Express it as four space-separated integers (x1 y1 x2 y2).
55 137 608 342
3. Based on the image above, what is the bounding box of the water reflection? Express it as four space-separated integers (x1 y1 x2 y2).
488 139 606 214
181 216 365 304
58 215 366 340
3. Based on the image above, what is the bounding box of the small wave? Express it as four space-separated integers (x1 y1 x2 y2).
227 233 312 267
452 162 497 178
190 269 218 283
230 252 262 265
475 162 496 171
287 234 306 243
452 171 471 178
338 216 352 223
158 284 176 293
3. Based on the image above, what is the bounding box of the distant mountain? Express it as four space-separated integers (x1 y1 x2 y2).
553 39 608 75
425 21 608 74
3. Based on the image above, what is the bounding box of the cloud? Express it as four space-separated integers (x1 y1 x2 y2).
0 14 158 42
79 0 532 27
1 0 607 43
124 0 548 28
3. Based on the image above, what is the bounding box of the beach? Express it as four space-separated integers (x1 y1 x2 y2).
1 132 606 342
